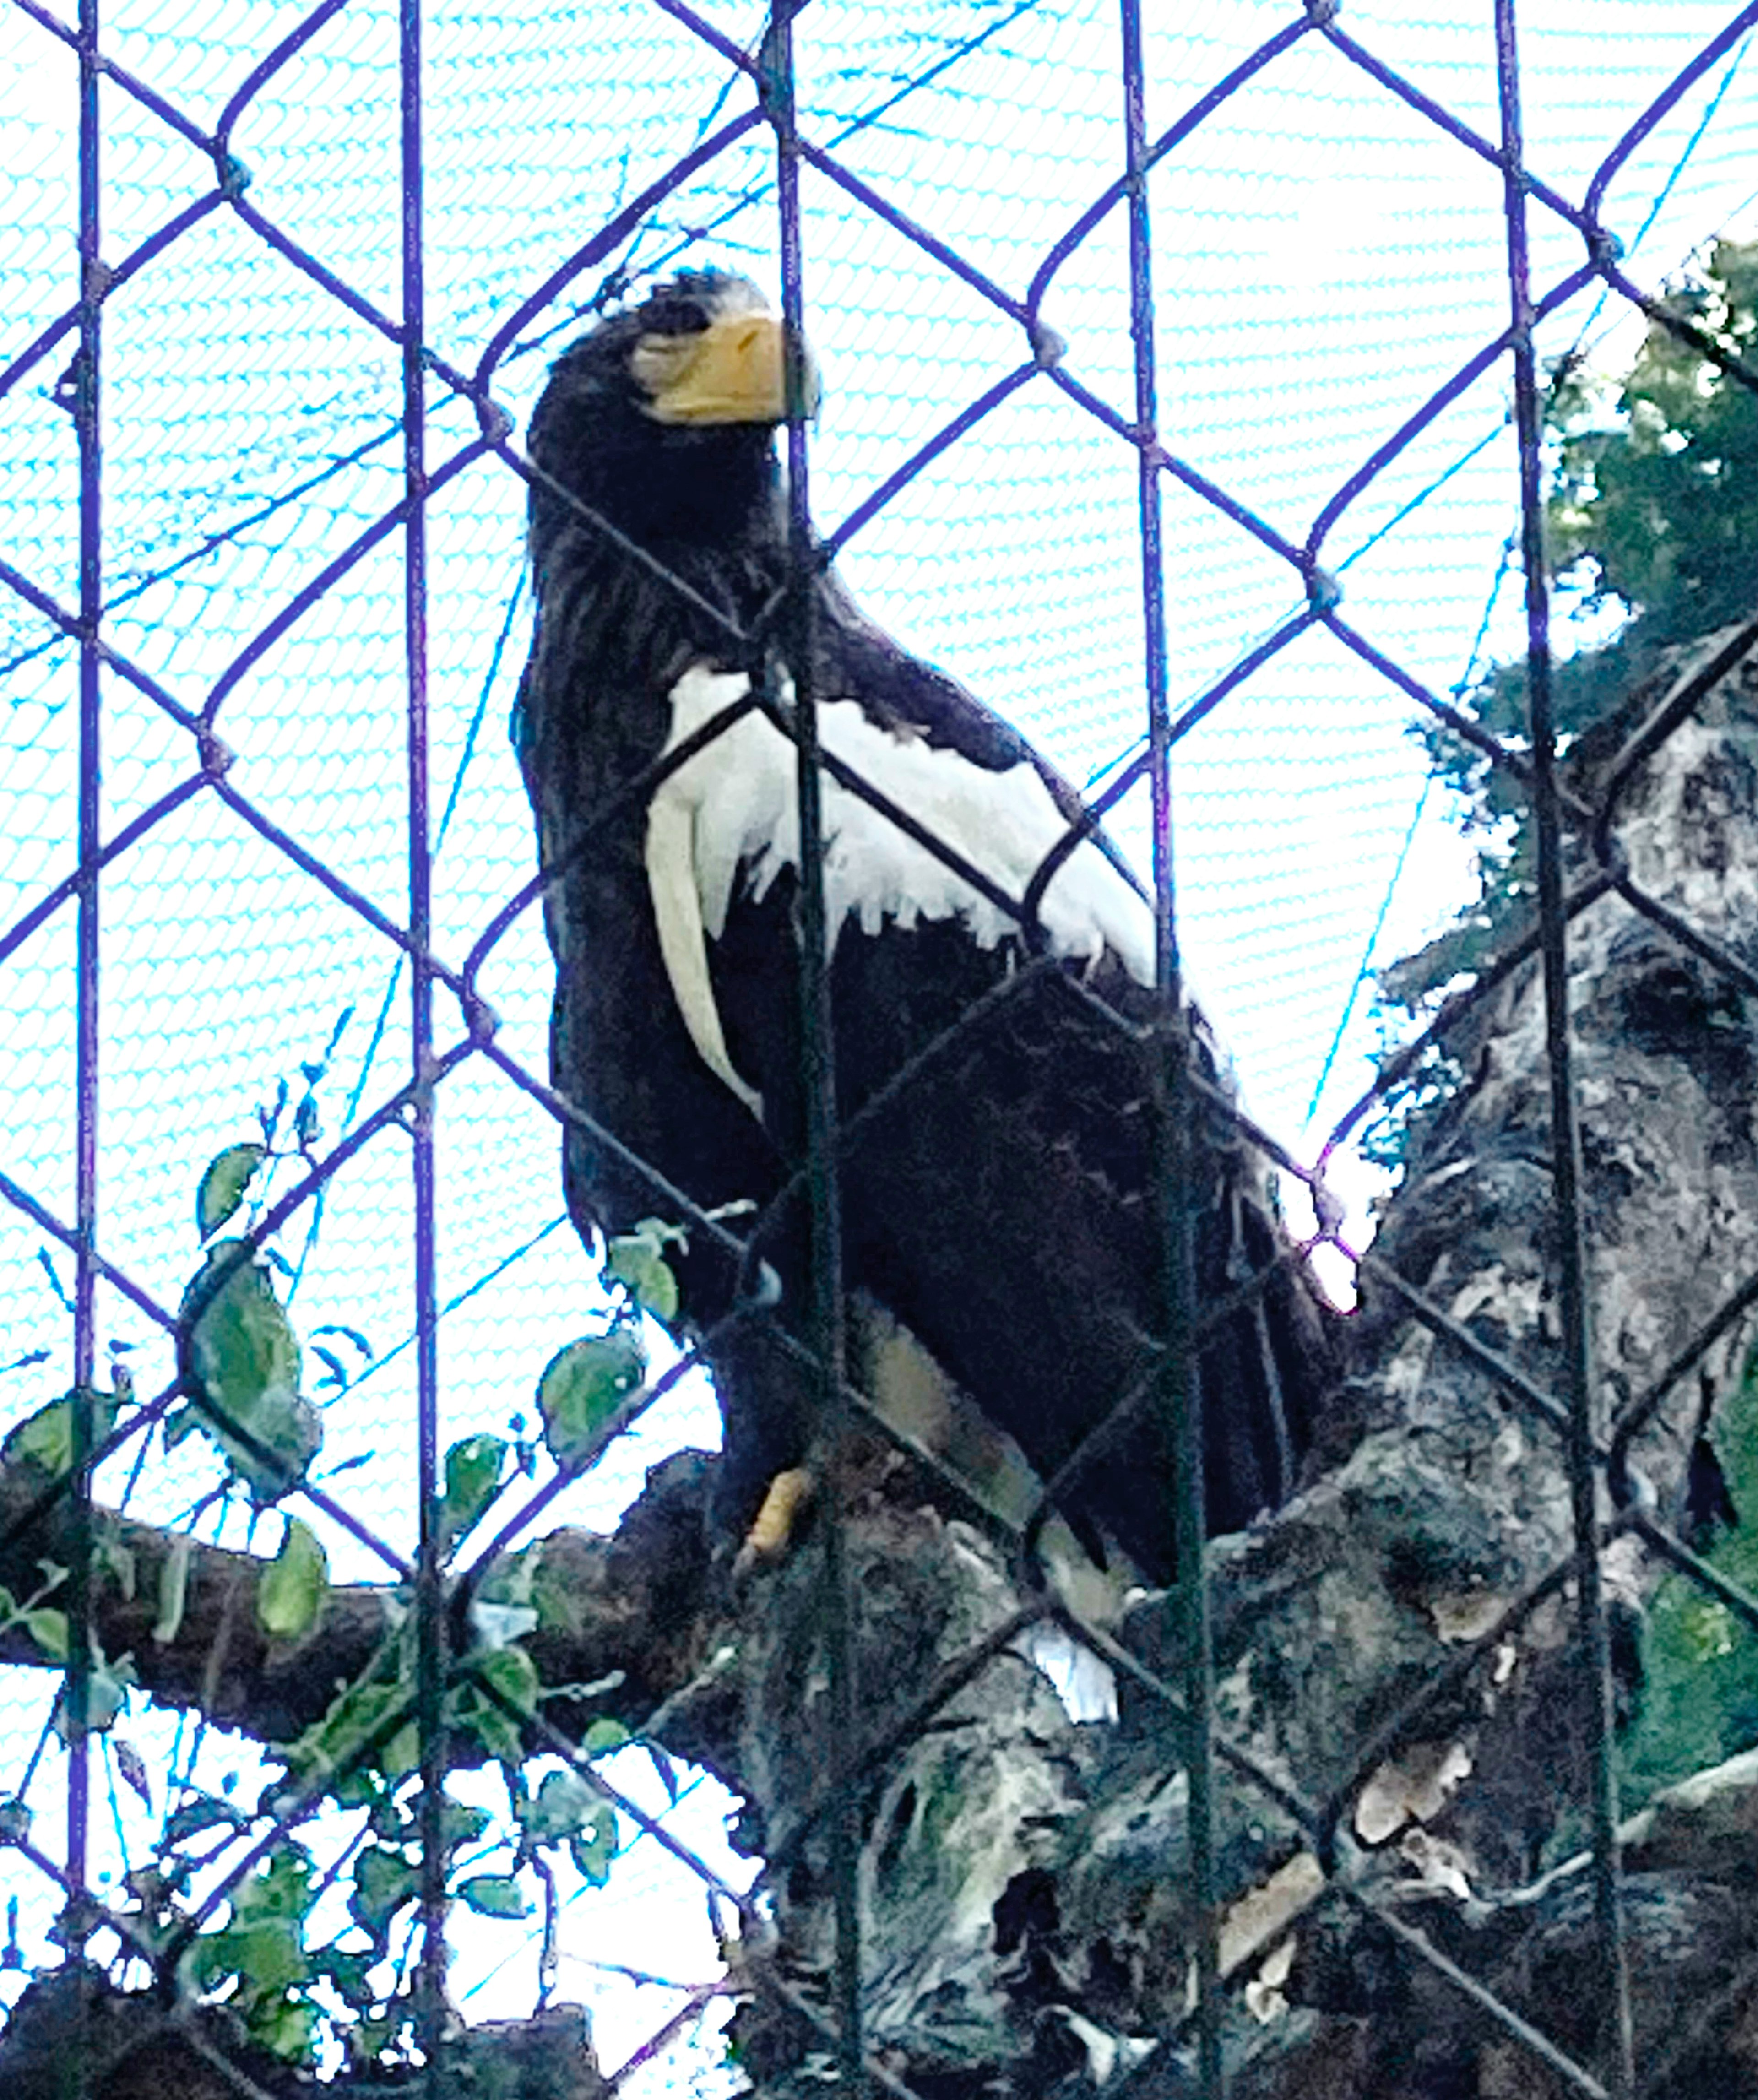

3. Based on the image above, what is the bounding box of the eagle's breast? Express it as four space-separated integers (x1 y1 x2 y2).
644 662 1158 1114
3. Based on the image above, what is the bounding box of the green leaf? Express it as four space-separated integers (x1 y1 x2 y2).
162 1404 202 1453
475 1644 540 1716
258 1517 329 1641
437 1433 506 1553
3 1389 119 1479
163 1795 247 1849
568 1806 618 1885
524 1766 597 1843
179 1240 320 1502
351 1842 418 1941
198 1921 310 1997
282 1677 407 1796
154 1536 191 1646
25 1610 68 1663
347 2012 401 2073
320 1946 378 2010
457 1872 531 1919
582 1716 632 1757
454 1645 540 1763
98 1531 136 1601
605 1221 683 1324
248 1992 319 2065
536 1329 646 1470
442 1799 493 1854
234 1847 312 1923
196 1143 267 1241
380 1721 421 1779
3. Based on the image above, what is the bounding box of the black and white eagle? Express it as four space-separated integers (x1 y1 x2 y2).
513 269 1336 1588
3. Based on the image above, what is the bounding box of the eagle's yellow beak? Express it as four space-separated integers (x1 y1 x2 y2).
632 310 819 427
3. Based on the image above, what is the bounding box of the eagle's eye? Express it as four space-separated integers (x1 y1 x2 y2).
639 297 713 338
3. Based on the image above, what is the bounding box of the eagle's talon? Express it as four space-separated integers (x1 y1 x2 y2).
733 1466 815 1578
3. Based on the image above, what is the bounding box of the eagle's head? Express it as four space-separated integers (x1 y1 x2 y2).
526 271 819 568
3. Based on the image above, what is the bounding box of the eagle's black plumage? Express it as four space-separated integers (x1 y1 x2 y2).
514 269 1336 1586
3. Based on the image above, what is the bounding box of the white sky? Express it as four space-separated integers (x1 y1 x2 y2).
3 0 1758 2080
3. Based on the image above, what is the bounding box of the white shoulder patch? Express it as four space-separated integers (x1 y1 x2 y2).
645 663 1156 1112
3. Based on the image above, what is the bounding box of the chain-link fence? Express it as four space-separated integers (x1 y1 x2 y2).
5 0 1758 2094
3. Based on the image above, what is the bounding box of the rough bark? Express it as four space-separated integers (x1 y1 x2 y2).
7 629 1758 2094
658 630 1758 2097
0 1448 720 1758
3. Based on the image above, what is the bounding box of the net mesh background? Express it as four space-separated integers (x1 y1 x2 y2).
3 0 1757 2083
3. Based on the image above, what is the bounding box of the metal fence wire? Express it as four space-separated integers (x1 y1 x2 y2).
5 0 1758 2094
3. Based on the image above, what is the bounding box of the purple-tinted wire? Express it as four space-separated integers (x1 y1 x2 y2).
477 1037 762 1272
0 305 85 408
1591 255 1758 397
0 1167 174 1339
485 437 751 649
11 1041 479 1401
0 1038 501 1566
199 436 491 728
494 0 1043 392
3 1830 84 1902
1019 609 1316 938
472 110 766 391
795 138 1043 342
461 688 764 992
7 0 219 155
1317 868 1617 1164
1611 1258 1758 1473
0 1154 425 1578
214 0 354 149
469 640 1113 1008
1584 1 1758 224
1026 13 1319 321
646 0 762 78
396 0 449 2050
821 361 1041 559
1306 264 1596 567
3 423 409 690
1167 607 1315 747
160 1684 431 1959
225 194 406 349
0 1372 186 1562
1498 5 1632 2078
1049 360 1314 577
1592 613 1758 857
454 1320 732 1585
0 553 202 734
1611 871 1758 1004
1322 19 1591 243
209 776 488 1032
0 191 226 405
0 771 214 976
68 0 103 1909
1322 608 1582 807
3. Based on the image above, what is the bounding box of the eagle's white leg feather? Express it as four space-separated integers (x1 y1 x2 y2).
645 794 765 1120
